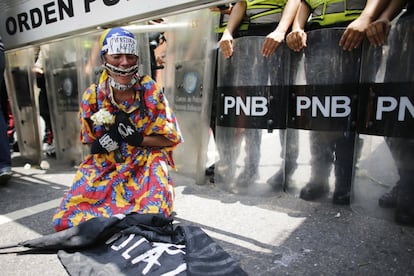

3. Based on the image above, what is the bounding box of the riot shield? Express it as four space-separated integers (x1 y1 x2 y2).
215 36 289 195
287 28 360 204
164 9 216 184
45 38 87 165
353 16 414 222
5 48 43 164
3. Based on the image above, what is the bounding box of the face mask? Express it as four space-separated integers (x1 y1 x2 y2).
103 60 139 91
104 62 139 77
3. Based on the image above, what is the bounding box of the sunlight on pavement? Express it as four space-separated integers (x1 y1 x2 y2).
174 186 306 253
0 199 61 226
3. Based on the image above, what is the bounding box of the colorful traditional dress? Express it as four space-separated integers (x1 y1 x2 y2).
52 72 183 231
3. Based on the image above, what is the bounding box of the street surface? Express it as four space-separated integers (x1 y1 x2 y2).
0 153 413 276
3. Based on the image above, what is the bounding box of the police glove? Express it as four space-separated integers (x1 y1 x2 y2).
90 124 122 154
115 112 144 146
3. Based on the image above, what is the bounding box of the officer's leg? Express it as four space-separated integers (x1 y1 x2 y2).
377 138 401 208
333 133 356 205
385 137 414 225
237 128 262 186
215 127 242 183
300 131 334 200
267 129 299 189
285 129 299 178
379 137 411 208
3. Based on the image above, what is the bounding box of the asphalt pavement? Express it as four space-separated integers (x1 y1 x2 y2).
0 153 413 276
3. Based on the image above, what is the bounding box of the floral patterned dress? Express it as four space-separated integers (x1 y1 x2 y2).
52 72 183 231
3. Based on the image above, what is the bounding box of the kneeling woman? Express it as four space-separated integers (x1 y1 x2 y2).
53 28 183 231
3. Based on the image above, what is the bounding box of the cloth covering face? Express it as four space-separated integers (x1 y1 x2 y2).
52 72 183 232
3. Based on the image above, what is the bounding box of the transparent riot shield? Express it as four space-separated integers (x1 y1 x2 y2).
287 28 360 204
353 16 414 222
44 38 85 165
215 36 289 195
164 9 216 184
5 48 43 164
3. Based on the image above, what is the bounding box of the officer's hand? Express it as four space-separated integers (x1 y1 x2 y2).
262 30 285 57
339 17 369 51
286 29 307 52
219 30 234 59
366 19 391 47
115 112 143 146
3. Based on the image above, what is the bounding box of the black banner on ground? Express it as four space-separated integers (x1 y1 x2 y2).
13 213 247 276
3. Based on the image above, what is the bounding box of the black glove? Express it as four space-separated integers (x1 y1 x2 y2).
90 124 122 154
115 112 144 146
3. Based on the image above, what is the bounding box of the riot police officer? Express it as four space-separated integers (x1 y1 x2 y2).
286 0 388 204
218 0 300 189
366 0 414 225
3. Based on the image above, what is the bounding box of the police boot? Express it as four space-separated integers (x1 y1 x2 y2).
332 136 355 205
213 162 235 185
394 176 414 226
379 164 409 208
332 165 352 205
378 181 400 208
300 166 330 201
300 179 330 201
300 161 331 200
236 166 259 188
395 196 414 226
333 179 351 205
267 161 297 190
301 133 335 201
205 164 215 177
206 164 215 183
333 185 351 205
